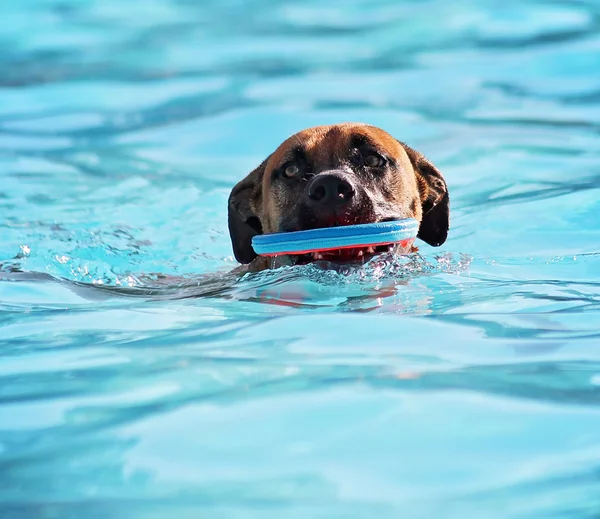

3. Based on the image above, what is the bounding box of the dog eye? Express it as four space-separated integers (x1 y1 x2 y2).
283 163 301 178
364 153 385 168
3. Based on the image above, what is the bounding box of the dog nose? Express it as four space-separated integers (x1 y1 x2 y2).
307 173 355 206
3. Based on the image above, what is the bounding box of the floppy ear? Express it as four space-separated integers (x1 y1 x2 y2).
401 143 449 247
227 157 269 264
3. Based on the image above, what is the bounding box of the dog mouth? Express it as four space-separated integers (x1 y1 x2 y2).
294 243 398 265
280 212 407 265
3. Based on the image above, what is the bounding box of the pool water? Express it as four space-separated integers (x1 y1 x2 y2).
2 0 600 517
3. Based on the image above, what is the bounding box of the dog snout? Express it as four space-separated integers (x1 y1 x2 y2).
307 172 355 207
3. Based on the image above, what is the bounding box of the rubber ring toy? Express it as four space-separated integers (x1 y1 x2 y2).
252 218 419 257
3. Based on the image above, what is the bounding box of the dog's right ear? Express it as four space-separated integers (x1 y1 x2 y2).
227 157 269 264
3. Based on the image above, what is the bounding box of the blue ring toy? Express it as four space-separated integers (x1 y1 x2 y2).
252 218 419 256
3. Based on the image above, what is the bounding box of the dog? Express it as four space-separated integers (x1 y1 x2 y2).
0 123 448 298
228 123 449 272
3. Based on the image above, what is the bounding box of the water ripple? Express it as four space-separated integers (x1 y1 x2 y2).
2 0 600 517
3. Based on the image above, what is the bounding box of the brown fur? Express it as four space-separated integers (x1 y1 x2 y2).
228 123 449 271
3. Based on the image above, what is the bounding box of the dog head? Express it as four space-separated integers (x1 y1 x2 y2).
228 123 449 265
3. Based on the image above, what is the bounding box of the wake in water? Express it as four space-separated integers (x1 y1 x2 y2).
237 251 472 288
1 252 473 306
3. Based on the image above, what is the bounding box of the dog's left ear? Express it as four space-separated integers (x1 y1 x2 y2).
227 157 269 264
401 142 450 247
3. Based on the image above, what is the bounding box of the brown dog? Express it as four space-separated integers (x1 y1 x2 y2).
228 123 449 271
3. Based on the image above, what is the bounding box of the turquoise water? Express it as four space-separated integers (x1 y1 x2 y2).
2 0 600 517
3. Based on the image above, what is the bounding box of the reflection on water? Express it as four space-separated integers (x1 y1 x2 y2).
2 0 600 517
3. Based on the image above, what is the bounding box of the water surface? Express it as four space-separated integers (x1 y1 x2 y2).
2 0 600 517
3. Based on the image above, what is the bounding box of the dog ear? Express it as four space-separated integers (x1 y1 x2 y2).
228 157 269 264
401 143 449 247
